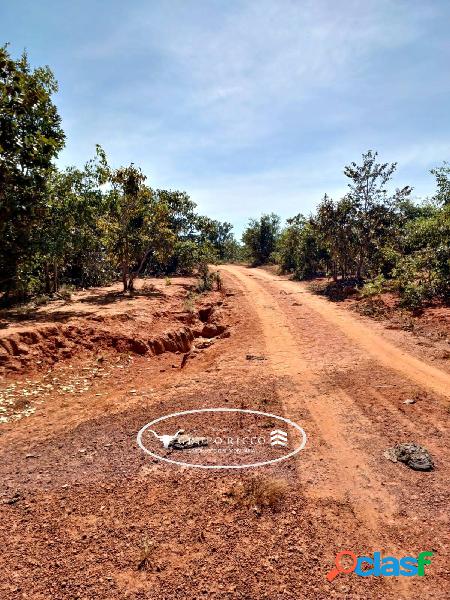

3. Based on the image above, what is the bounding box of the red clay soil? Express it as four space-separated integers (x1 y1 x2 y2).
0 268 449 599
0 279 227 378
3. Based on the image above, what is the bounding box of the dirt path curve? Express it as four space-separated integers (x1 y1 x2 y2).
242 267 450 400
221 264 449 599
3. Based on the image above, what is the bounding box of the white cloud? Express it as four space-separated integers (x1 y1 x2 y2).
57 0 446 233
76 0 434 148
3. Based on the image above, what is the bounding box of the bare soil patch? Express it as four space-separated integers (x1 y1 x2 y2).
0 267 448 599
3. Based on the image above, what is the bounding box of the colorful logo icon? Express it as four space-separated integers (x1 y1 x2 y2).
327 550 433 581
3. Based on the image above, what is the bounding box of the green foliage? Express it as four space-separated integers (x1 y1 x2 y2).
100 162 155 291
0 46 240 302
0 45 65 297
360 275 386 298
196 263 214 293
242 213 280 266
314 152 412 280
212 270 223 291
270 151 449 310
183 290 197 313
1 45 447 314
277 214 327 279
430 162 450 206
195 267 223 293
393 204 450 307
197 217 236 261
37 148 113 292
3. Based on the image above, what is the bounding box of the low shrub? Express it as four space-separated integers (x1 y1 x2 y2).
226 475 288 512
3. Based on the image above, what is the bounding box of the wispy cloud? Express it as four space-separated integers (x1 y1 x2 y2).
75 0 436 148
2 0 448 234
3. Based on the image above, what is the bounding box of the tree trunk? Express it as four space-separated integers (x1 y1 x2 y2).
128 247 152 293
121 253 129 292
44 263 51 294
53 262 58 293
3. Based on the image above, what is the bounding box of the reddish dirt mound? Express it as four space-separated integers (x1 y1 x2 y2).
0 278 228 377
0 321 195 374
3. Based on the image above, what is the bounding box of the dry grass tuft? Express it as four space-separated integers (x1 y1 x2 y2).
137 536 154 571
226 475 288 513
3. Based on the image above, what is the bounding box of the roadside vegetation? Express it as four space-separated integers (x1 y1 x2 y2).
225 475 288 513
0 46 240 304
243 152 449 310
2 45 448 313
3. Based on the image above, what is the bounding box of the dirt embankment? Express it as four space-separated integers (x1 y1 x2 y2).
0 279 229 378
305 277 450 367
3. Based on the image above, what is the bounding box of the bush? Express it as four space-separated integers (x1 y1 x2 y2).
397 282 428 311
360 275 386 298
196 264 213 293
242 214 281 266
183 291 197 313
58 284 74 300
226 476 288 512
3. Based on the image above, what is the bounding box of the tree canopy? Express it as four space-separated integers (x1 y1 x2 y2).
0 47 239 300
267 151 450 308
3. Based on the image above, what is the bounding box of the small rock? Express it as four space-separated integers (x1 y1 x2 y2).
4 492 22 505
246 354 266 361
403 398 416 405
384 443 434 471
195 339 214 349
202 323 226 338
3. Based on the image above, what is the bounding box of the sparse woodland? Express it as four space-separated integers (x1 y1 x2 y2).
1 45 448 311
243 153 450 309
0 46 239 302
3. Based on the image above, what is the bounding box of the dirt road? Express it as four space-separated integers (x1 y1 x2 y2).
0 267 448 599
221 266 449 596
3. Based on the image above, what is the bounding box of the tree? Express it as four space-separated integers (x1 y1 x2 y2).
197 217 235 261
431 162 450 206
0 45 65 296
101 164 156 292
144 190 211 275
315 194 358 279
242 213 280 265
37 148 111 293
101 162 210 290
343 150 411 278
278 214 328 279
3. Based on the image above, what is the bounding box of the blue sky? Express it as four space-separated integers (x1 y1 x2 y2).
1 0 449 236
